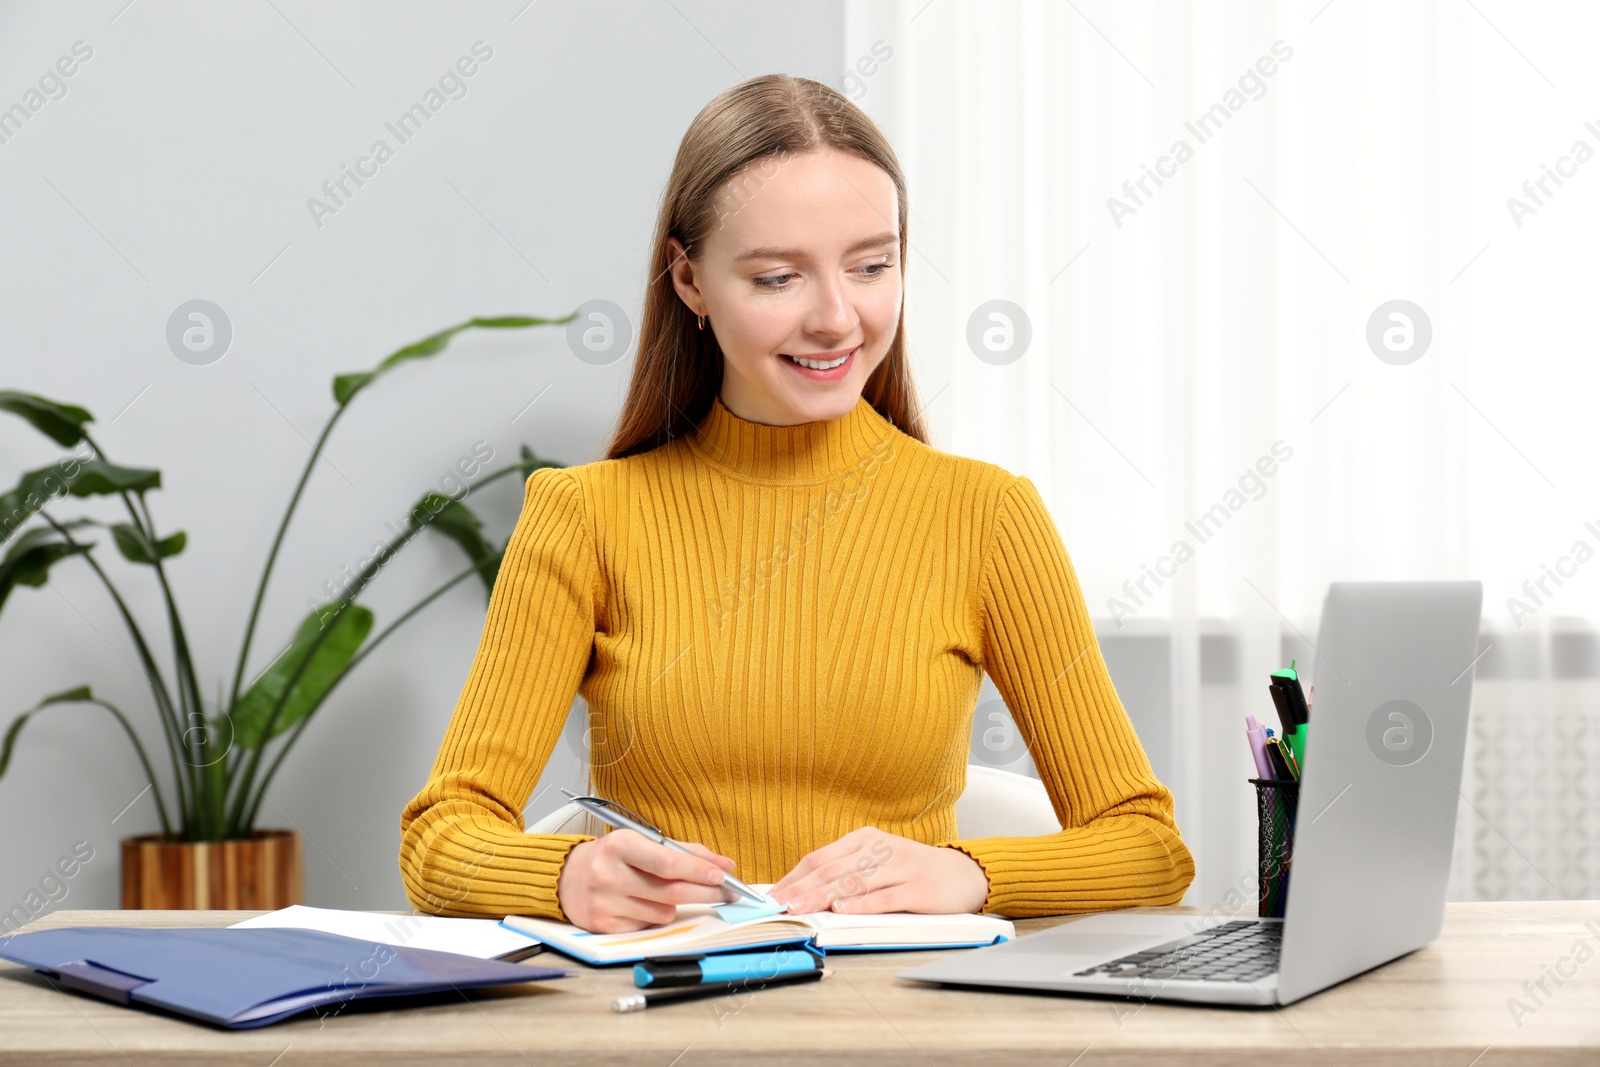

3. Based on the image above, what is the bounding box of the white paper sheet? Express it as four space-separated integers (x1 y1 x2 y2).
229 905 542 960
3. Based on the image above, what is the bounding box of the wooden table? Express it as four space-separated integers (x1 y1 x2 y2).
2 903 1596 1065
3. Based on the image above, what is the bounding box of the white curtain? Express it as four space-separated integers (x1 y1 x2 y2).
847 0 1598 903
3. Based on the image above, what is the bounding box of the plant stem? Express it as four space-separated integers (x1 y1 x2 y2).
227 404 350 714
84 695 175 839
133 491 219 836
467 463 527 492
351 555 504 676
241 552 501 829
465 455 565 497
40 511 194 837
84 432 211 837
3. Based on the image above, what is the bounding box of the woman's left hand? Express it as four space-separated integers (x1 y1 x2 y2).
767 826 989 915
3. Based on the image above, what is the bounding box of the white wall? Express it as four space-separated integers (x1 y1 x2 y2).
0 1 846 913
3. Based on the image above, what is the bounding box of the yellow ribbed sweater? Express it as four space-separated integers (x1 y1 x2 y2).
399 395 1194 920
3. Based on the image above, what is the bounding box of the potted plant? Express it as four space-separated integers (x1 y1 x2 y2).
0 314 571 908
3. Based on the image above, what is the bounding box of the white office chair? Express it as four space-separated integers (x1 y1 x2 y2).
953 764 1062 838
526 764 1061 839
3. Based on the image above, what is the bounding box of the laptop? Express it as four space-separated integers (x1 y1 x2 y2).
900 580 1483 1007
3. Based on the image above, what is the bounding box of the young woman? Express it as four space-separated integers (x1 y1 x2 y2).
400 74 1194 933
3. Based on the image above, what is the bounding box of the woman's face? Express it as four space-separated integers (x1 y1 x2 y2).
668 147 902 426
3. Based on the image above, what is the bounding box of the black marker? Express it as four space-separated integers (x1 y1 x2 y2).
612 968 827 1013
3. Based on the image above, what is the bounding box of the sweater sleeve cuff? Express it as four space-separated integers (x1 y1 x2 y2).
401 807 594 923
940 814 1195 918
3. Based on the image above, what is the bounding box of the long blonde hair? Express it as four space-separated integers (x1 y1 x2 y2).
605 74 926 460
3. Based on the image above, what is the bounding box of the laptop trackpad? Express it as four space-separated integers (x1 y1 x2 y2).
1018 914 1211 963
1007 932 1158 961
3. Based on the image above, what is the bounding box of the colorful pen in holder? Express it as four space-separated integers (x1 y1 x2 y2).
1248 660 1311 918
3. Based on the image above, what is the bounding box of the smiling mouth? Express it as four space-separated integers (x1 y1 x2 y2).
780 346 859 373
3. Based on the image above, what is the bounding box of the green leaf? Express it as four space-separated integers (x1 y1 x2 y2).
7 523 90 555
331 314 578 406
518 444 564 477
0 686 94 779
0 392 93 448
413 493 500 595
0 531 92 612
110 523 186 564
0 460 161 545
64 459 162 497
231 605 375 748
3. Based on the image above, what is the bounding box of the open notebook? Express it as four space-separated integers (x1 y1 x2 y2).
502 887 1014 965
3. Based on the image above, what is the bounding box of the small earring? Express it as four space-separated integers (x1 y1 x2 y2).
697 312 706 331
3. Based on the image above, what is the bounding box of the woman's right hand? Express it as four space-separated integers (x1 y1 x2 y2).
557 831 738 932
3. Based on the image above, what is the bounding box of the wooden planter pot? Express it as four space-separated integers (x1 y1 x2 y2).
120 829 303 909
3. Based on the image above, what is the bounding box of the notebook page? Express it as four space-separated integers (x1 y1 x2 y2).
801 909 1015 947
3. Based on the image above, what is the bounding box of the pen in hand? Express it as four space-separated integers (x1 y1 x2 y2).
559 788 770 905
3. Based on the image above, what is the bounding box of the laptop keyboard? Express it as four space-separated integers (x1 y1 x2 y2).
1073 920 1283 983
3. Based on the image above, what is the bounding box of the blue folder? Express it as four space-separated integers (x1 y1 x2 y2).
0 926 569 1029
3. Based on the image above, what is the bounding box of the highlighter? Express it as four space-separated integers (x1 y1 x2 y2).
1268 659 1311 770
634 948 822 989
1283 722 1308 770
1269 659 1310 726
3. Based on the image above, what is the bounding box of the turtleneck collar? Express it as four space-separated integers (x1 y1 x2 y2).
688 394 896 483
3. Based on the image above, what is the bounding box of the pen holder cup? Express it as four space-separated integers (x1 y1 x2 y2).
1251 778 1300 919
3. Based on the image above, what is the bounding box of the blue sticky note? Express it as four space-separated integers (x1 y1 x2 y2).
712 897 787 923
